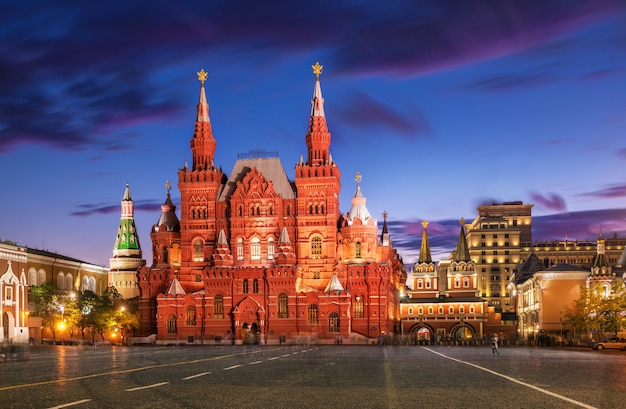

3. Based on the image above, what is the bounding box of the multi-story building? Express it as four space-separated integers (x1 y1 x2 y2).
465 201 533 313
136 64 406 344
0 241 108 342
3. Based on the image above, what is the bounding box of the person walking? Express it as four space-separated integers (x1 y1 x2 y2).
491 334 500 356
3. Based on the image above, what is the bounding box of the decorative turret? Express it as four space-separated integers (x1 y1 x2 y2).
418 221 432 264
275 226 296 265
591 230 612 276
109 182 146 299
150 181 181 267
212 229 234 266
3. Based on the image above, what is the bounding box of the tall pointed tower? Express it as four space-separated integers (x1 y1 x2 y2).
177 69 224 275
409 221 439 299
446 218 479 298
294 62 342 287
109 182 146 299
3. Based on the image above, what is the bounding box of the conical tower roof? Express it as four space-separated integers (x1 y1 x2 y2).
418 221 432 264
113 182 141 251
153 181 180 233
451 218 471 262
346 172 374 225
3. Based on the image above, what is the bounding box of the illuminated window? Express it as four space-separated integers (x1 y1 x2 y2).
328 312 339 333
308 304 319 324
311 237 322 259
355 242 362 258
214 295 224 319
278 293 288 318
267 237 275 260
167 315 177 334
186 307 196 326
251 237 261 260
237 238 244 260
353 297 364 318
193 239 203 262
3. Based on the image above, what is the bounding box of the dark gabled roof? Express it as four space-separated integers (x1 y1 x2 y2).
218 157 295 201
513 253 545 284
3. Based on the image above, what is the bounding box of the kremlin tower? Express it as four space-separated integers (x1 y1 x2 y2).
109 182 145 299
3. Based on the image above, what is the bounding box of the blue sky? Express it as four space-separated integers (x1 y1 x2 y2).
1 0 625 267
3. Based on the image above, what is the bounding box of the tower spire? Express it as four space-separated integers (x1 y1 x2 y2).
452 218 471 262
305 62 331 165
190 68 217 171
418 221 432 263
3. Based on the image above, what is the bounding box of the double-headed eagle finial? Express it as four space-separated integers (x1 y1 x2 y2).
312 61 323 78
197 69 208 84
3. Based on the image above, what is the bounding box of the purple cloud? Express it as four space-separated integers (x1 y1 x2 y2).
581 184 626 199
529 192 567 212
70 200 162 217
334 91 433 140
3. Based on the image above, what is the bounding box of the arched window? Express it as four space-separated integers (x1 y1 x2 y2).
328 312 339 333
237 238 244 260
269 205 274 216
214 295 224 319
167 315 177 334
238 206 243 217
186 306 196 326
469 306 475 314
311 237 322 259
65 273 73 291
428 306 433 314
243 279 249 293
253 279 259 293
355 242 362 258
308 304 318 324
285 204 291 216
57 272 65 290
460 306 465 314
88 276 96 292
418 307 424 315
448 306 454 314
267 237 275 260
250 237 261 260
81 276 89 291
28 268 37 286
278 293 288 318
353 296 364 318
425 278 432 289
454 277 460 288
438 306 443 314
38 269 46 285
463 277 470 288
417 279 423 289
193 239 203 262
162 246 169 263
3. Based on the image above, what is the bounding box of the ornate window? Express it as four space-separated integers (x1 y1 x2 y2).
250 237 261 260
328 312 339 333
355 242 362 258
463 277 470 288
311 237 322 259
193 239 203 262
214 295 224 319
454 277 461 288
267 237 275 260
353 296 364 318
417 279 423 289
237 238 244 260
278 293 288 318
308 304 318 324
186 306 196 326
167 315 177 334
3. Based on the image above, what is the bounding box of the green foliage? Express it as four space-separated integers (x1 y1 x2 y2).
29 285 140 344
564 281 626 338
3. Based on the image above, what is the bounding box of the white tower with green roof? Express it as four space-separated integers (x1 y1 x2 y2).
109 182 146 299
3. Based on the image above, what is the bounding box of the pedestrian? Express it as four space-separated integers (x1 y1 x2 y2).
491 334 500 356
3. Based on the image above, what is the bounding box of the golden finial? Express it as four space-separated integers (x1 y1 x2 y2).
312 62 323 78
354 171 362 186
165 180 171 193
197 69 208 84
422 220 429 229
459 217 465 225
382 211 388 221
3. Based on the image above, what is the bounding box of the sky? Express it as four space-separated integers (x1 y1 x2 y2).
1 0 626 268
